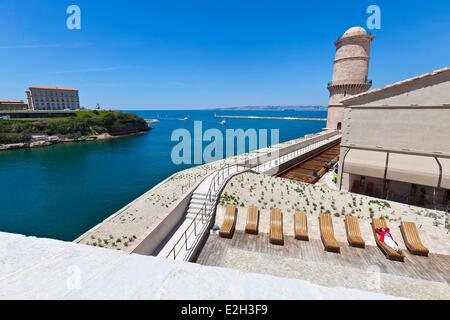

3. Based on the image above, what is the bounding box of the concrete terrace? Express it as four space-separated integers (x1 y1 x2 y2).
0 232 399 300
197 232 450 300
76 131 339 254
201 171 450 299
157 133 341 261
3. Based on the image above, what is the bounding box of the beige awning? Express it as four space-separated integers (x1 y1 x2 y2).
438 157 450 189
387 153 440 187
343 149 387 179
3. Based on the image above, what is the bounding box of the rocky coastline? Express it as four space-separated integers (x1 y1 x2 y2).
0 110 150 151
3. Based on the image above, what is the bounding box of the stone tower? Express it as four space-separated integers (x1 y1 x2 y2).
326 26 374 130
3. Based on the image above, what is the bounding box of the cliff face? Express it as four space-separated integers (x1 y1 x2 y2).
99 112 150 136
0 111 150 144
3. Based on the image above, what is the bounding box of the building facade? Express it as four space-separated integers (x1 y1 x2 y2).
26 86 80 110
0 100 30 111
326 26 374 131
337 67 450 210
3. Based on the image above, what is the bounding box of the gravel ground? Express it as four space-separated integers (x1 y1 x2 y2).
216 172 450 255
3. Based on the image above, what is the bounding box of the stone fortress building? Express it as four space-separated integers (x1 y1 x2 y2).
326 26 374 130
328 27 450 210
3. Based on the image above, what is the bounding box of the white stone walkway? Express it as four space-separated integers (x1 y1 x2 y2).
0 232 400 300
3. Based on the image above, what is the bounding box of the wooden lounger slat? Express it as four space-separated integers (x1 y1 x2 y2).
219 205 237 239
245 206 260 235
372 218 405 262
400 221 429 257
270 208 284 246
294 211 309 241
319 213 341 253
345 215 365 248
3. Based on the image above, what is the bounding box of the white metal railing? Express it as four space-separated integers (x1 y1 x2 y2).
166 163 245 260
166 132 342 261
252 134 341 173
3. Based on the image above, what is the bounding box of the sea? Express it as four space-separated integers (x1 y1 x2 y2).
0 109 326 241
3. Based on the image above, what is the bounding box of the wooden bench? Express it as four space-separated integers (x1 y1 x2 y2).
219 205 238 239
344 215 365 248
270 208 284 246
294 211 309 241
319 213 341 253
400 221 429 257
245 206 260 235
372 218 405 262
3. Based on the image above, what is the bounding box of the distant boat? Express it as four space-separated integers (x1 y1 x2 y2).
220 120 227 125
179 116 190 121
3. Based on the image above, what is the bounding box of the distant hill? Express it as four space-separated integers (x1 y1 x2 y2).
215 105 327 111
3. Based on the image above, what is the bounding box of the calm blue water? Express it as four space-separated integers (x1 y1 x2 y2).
0 110 326 241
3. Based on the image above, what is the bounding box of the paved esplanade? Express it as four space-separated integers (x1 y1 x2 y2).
0 232 399 299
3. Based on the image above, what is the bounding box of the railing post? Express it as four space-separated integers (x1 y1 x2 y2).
202 206 206 223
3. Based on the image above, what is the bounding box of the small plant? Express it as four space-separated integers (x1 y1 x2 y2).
369 200 391 209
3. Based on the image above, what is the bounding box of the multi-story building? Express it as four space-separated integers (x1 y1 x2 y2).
26 86 80 110
0 100 30 111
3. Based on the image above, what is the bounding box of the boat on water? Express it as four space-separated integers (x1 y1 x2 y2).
220 120 227 125
180 116 189 121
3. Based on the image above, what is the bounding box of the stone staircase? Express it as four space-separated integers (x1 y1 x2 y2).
158 165 245 261
185 192 218 220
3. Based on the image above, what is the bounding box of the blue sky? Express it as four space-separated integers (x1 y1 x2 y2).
0 0 449 109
